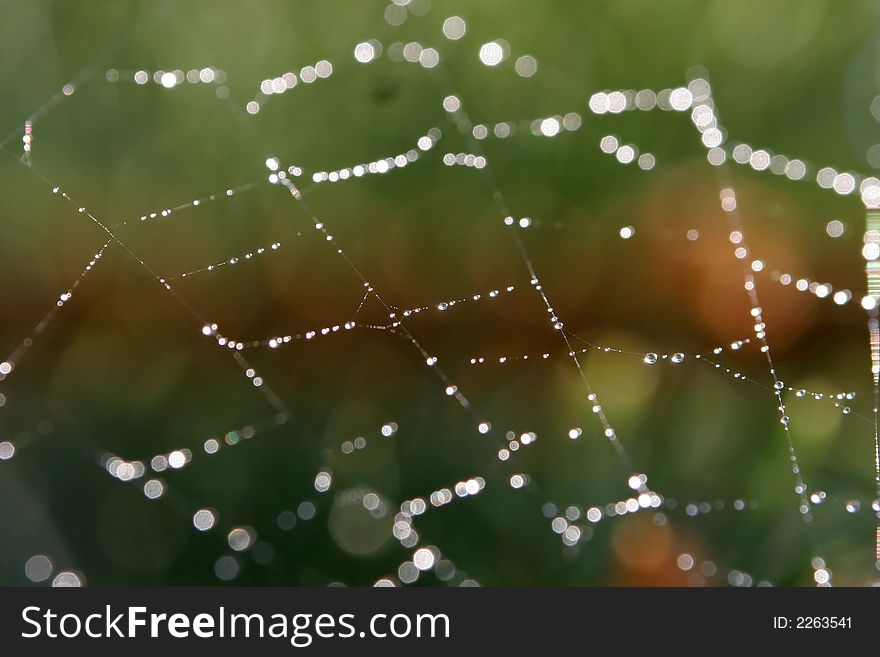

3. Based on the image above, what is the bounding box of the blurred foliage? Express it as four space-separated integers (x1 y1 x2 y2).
1 0 880 586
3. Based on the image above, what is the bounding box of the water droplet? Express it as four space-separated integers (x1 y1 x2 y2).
671 352 685 364
643 353 658 364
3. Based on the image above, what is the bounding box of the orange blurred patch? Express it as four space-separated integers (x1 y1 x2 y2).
636 162 817 353
610 514 684 586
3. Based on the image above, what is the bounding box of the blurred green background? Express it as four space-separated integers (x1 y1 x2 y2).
1 0 880 586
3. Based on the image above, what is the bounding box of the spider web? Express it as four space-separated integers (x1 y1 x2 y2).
1 0 879 587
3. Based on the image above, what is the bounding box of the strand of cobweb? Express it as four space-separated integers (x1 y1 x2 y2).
0 8 165 152
687 74 880 570
1 240 108 375
0 180 262 384
683 73 880 572
275 180 490 430
438 91 635 474
555 329 868 421
587 76 828 577
690 82 819 569
0 18 284 421
351 287 372 321
0 151 288 418
110 181 261 228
